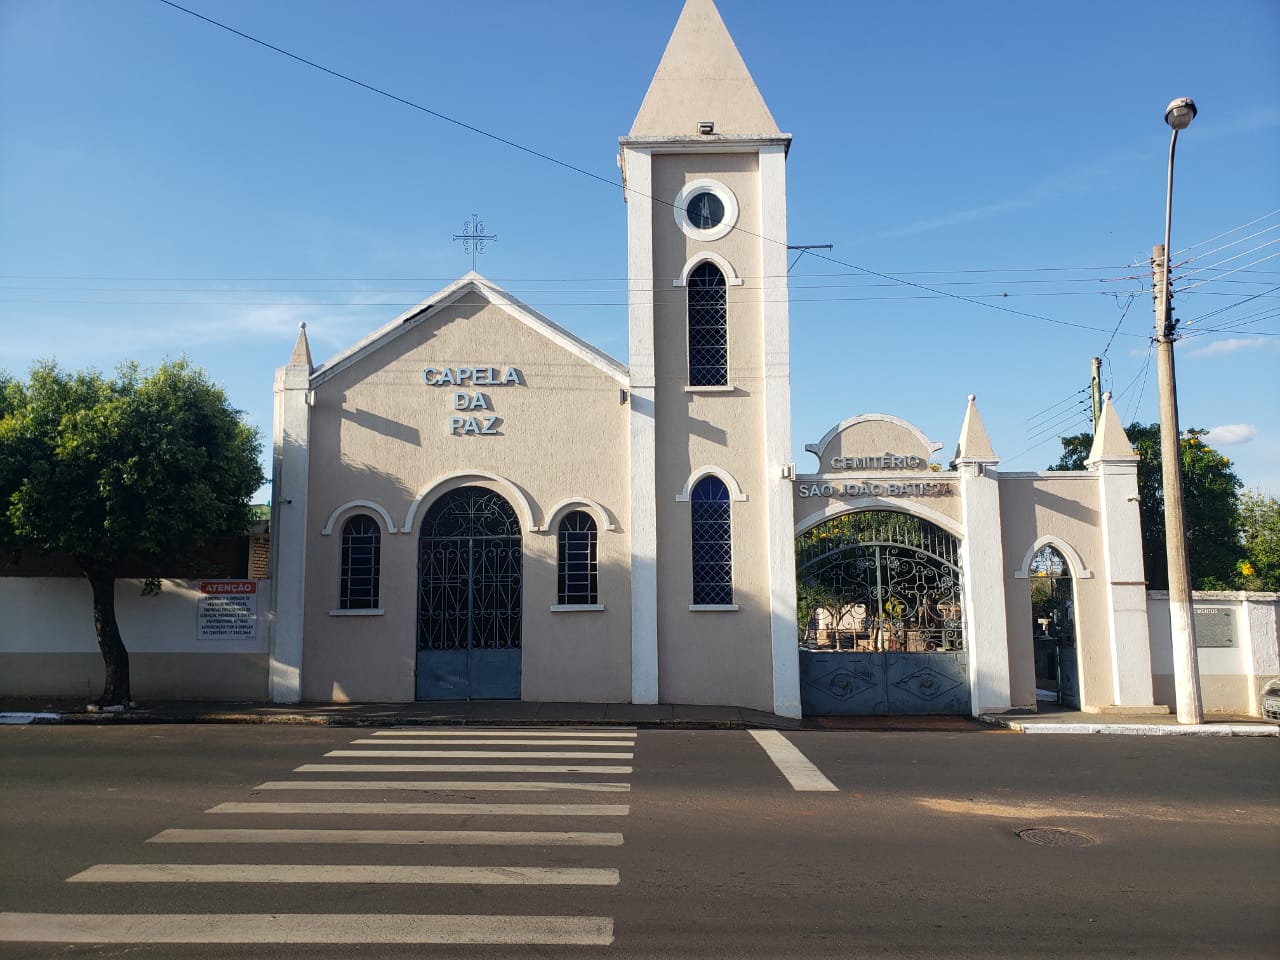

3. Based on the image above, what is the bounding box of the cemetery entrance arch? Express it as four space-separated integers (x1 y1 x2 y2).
797 510 969 715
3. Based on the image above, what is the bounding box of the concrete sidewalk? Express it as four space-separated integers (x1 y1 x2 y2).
1 698 1276 734
0 698 802 730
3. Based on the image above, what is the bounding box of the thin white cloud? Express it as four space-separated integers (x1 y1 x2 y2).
1205 424 1257 446
1188 336 1268 357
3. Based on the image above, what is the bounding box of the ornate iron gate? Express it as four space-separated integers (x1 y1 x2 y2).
417 487 522 700
797 511 969 715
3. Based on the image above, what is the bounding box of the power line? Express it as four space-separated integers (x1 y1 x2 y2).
1025 387 1089 424
1173 222 1280 279
1181 282 1280 326
150 0 1145 341
1178 249 1280 292
1172 207 1280 258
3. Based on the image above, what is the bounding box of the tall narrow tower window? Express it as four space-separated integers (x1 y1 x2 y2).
688 262 728 387
691 475 733 605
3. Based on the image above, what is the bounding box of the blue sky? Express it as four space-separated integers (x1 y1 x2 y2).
2 0 1278 498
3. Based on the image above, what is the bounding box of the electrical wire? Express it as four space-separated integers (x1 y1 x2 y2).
1171 207 1280 258
149 0 1142 341
1025 386 1089 424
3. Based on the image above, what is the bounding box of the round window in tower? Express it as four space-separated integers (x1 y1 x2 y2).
673 179 739 242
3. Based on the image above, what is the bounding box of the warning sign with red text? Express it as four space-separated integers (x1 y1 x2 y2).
197 580 258 641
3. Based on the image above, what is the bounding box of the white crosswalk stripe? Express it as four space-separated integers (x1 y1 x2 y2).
147 828 624 845
325 748 632 758
370 729 635 737
68 864 620 885
327 752 632 757
5 727 634 948
294 763 633 773
0 913 614 945
207 800 630 815
253 779 630 792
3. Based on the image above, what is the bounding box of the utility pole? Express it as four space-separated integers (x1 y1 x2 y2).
1152 95 1204 724
1152 242 1202 723
1090 357 1103 433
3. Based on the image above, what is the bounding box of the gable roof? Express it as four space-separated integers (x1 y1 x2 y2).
308 273 629 389
629 0 781 138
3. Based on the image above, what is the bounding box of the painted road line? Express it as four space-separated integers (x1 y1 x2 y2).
207 801 630 816
67 864 620 886
371 729 635 737
147 828 624 846
254 780 630 793
350 738 635 747
294 763 633 774
0 913 614 945
748 730 839 792
325 750 632 759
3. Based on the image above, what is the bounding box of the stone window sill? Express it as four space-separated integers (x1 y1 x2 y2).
550 604 605 613
689 604 739 612
329 608 385 617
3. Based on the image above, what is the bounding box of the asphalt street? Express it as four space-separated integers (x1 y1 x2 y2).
1 723 1276 959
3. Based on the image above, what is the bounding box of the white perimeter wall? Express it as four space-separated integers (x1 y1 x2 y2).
1147 590 1279 716
0 577 268 700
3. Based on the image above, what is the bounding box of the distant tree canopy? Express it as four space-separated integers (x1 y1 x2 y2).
0 359 264 706
1050 422 1242 590
1237 489 1280 592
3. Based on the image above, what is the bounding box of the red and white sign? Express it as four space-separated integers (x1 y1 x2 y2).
200 581 257 595
197 580 258 641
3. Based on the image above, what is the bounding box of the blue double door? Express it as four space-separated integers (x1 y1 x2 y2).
416 487 522 701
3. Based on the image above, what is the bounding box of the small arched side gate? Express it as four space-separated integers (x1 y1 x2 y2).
797 510 969 715
1029 544 1080 709
417 486 522 700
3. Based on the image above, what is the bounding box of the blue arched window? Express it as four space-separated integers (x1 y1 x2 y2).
340 514 381 609
557 511 598 605
687 261 728 386
691 476 733 605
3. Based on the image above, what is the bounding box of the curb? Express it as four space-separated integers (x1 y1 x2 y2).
982 716 1278 737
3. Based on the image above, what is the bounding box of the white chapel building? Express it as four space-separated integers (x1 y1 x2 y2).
262 0 1187 720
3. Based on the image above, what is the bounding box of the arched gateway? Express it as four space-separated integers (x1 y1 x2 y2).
797 510 969 715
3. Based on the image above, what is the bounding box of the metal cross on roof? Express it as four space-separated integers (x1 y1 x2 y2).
453 214 497 272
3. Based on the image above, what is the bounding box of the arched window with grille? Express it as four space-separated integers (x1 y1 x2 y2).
340 514 381 609
687 261 728 386
557 511 598 605
691 476 733 605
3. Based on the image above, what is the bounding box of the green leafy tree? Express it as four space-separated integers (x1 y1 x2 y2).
0 360 263 707
1050 423 1242 590
1236 489 1280 591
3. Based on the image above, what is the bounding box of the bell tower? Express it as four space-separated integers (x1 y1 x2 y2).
621 0 799 717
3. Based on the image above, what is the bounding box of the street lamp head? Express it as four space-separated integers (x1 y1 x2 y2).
1165 97 1197 131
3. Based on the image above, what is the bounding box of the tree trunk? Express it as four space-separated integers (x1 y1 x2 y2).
82 561 131 707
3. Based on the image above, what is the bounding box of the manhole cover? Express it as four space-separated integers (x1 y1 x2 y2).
1017 826 1096 847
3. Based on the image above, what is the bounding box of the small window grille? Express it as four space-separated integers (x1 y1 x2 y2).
691 476 733 604
558 511 598 605
687 261 728 386
340 514 381 609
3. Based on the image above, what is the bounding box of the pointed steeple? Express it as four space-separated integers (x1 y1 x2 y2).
288 322 313 372
629 0 780 138
1087 392 1139 465
953 394 998 464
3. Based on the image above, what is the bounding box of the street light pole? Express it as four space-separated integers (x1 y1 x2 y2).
1153 96 1202 724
